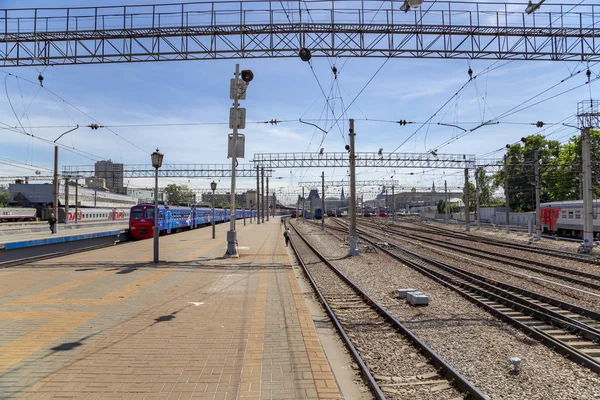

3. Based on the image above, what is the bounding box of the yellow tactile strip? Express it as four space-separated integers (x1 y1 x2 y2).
287 269 342 399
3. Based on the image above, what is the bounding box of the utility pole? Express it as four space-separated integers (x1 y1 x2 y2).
75 177 79 224
266 175 269 222
53 146 59 232
321 171 325 231
348 119 358 256
256 165 260 225
226 64 253 256
534 149 541 241
578 100 598 252
64 177 70 224
464 167 470 232
504 154 510 234
273 191 276 217
302 187 305 223
445 180 449 225
261 166 265 223
475 168 481 230
392 185 396 222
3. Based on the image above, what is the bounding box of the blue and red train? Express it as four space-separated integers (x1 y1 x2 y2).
129 204 256 240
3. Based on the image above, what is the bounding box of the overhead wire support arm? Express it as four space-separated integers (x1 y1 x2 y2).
1 1 599 66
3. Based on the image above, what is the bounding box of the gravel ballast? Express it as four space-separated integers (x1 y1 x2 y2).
293 220 600 400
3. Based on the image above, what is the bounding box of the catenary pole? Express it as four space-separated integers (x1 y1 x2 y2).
349 119 358 256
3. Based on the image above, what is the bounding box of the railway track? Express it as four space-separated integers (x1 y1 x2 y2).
326 219 600 373
362 220 600 292
287 222 487 400
403 221 599 264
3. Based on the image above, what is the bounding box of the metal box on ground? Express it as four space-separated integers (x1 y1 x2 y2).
408 292 430 306
396 288 417 299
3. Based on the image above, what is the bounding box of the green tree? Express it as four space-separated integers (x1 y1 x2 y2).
436 199 446 214
0 190 8 207
475 167 497 206
164 184 195 206
493 135 561 212
462 182 476 212
544 129 600 201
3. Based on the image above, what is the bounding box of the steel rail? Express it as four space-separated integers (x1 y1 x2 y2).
328 219 600 322
376 222 600 290
287 225 386 400
288 222 489 399
343 224 600 374
409 222 600 264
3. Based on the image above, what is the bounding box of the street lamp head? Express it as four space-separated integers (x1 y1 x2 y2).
211 181 217 191
151 148 164 169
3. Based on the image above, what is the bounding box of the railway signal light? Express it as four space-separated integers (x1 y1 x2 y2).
241 70 253 83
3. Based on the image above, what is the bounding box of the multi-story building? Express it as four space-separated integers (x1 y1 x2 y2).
94 160 125 194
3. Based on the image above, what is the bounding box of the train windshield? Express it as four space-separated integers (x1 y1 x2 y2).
131 209 144 219
145 208 155 219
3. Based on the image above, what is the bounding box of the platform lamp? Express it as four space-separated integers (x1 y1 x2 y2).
211 181 217 239
151 148 164 263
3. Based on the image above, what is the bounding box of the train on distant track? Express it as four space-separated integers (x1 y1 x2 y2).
0 207 37 222
540 200 600 238
129 204 257 240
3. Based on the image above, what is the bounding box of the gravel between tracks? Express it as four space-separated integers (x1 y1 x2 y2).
359 222 600 313
293 221 600 400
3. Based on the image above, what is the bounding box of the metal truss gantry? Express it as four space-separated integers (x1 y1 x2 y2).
1 1 599 67
298 179 399 189
62 164 270 178
253 152 475 169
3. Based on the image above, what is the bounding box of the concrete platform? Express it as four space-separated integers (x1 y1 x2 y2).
0 217 343 399
0 224 128 250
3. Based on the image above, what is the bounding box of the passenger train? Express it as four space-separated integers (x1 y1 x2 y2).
129 204 256 240
65 208 130 223
540 200 600 238
0 207 37 222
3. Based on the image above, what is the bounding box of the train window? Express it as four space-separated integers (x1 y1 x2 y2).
575 212 581 219
561 211 566 219
131 209 143 219
145 209 155 219
568 211 573 219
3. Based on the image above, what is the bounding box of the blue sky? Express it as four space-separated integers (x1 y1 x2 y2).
0 0 597 202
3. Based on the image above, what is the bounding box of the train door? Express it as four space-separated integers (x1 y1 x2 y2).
166 210 173 234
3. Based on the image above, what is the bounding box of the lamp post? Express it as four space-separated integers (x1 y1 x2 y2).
52 125 79 233
211 181 217 239
151 148 164 263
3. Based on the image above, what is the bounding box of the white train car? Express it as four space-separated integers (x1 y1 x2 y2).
540 200 600 237
64 208 130 223
0 207 37 222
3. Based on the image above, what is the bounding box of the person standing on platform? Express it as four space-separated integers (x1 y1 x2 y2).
48 213 57 234
283 228 290 247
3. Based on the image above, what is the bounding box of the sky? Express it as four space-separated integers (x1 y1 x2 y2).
0 0 597 203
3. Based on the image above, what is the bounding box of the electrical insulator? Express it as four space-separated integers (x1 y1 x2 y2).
38 73 44 87
468 68 473 80
586 69 592 81
535 121 544 128
398 120 407 126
